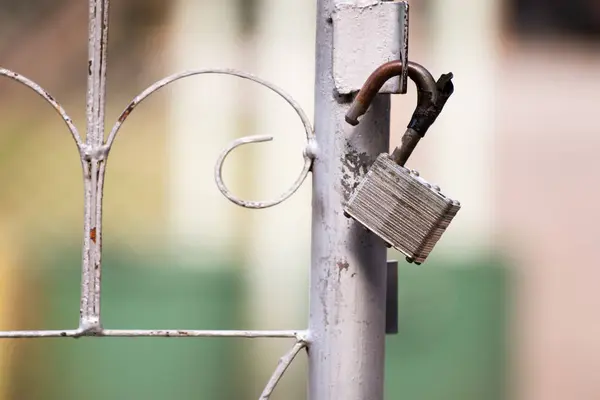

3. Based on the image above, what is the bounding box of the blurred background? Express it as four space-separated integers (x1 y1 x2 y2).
0 0 598 398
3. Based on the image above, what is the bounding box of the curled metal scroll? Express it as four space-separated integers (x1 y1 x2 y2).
0 68 83 149
106 68 316 210
212 72 316 209
215 133 315 209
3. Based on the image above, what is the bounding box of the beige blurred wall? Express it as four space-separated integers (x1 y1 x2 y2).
497 39 600 400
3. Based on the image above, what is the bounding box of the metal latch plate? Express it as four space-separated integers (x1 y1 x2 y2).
386 260 399 334
332 1 409 95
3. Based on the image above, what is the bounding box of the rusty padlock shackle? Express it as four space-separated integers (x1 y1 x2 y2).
345 60 454 167
346 60 438 127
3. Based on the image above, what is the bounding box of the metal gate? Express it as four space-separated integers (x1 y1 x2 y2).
0 1 412 398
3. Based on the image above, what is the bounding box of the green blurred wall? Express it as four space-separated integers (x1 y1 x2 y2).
12 249 246 400
386 256 508 400
9 249 507 400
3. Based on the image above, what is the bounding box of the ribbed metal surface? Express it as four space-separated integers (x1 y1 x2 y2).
344 154 460 264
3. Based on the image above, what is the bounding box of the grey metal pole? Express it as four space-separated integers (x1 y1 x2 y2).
308 0 391 398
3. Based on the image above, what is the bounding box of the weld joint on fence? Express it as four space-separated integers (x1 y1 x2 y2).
82 144 111 161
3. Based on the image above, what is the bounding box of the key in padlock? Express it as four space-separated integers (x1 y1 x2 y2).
343 60 460 265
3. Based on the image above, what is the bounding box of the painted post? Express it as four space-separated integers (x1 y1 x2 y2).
308 0 393 398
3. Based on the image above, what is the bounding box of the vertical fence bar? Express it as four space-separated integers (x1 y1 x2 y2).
308 0 391 398
80 0 110 331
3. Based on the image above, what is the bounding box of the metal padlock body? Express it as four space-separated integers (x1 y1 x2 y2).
344 153 460 264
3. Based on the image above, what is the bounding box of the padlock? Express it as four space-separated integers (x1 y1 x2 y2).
343 60 460 265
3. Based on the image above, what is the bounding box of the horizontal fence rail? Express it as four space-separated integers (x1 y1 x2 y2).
0 330 307 339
